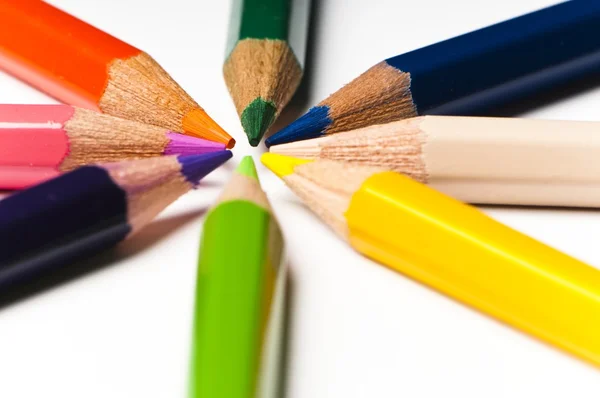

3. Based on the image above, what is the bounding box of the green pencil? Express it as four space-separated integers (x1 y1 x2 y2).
190 156 286 398
223 0 311 146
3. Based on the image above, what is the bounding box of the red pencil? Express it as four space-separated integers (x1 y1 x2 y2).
0 104 226 190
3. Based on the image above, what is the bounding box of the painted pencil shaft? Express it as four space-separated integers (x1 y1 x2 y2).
0 151 232 290
0 0 235 147
191 157 285 398
0 167 61 190
0 104 226 190
266 0 600 147
262 154 600 366
224 0 310 146
271 116 600 207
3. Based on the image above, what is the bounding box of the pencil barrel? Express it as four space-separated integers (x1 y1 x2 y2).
0 0 139 109
0 167 130 288
421 117 600 207
190 201 284 398
388 1 600 115
346 172 600 366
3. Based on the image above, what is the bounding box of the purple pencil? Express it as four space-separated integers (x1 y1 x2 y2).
0 151 232 289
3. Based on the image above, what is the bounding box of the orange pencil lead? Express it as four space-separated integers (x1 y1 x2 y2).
182 108 236 149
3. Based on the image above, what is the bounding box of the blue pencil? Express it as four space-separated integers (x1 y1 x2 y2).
0 151 231 290
266 1 600 147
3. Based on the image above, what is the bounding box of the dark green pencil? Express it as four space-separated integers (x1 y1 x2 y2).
223 0 311 146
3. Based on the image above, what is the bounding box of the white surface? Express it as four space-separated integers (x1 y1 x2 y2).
0 0 599 397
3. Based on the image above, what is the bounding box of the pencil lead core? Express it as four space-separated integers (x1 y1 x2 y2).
179 150 232 186
265 105 331 147
164 132 226 155
236 156 259 181
261 153 312 179
241 98 277 147
182 108 236 149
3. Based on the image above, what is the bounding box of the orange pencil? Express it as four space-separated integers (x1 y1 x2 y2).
0 0 235 148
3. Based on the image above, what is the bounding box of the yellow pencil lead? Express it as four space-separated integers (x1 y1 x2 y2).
260 153 312 179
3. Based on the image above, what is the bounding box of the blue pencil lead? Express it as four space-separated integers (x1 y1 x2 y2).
265 105 332 147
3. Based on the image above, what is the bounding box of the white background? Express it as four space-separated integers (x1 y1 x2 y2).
0 0 599 397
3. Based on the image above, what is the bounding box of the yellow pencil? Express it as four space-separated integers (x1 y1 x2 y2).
261 153 600 366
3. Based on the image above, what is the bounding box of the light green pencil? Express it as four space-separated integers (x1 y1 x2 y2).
190 156 286 398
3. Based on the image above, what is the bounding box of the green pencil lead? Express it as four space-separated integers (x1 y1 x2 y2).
241 98 277 147
236 155 259 181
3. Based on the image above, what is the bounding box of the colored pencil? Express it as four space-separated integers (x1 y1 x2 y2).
190 156 286 398
0 151 232 289
266 1 600 147
224 0 311 146
261 153 600 366
0 104 226 190
270 116 600 207
0 0 235 148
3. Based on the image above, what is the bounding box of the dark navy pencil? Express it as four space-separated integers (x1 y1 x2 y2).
266 0 600 147
0 151 232 289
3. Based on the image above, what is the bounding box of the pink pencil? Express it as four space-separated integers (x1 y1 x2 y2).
0 104 226 189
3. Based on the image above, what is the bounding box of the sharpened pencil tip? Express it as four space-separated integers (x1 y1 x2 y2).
164 132 226 155
182 108 236 149
225 138 236 149
178 150 232 186
261 153 312 179
236 156 258 181
241 98 277 147
265 105 332 147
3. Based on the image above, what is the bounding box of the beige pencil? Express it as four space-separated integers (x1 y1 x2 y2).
270 116 600 207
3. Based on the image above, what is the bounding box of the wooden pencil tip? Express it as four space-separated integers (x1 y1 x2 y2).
261 153 312 179
182 108 236 149
241 98 277 147
236 156 259 181
268 136 325 158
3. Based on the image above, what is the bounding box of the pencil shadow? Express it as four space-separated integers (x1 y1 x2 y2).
0 208 207 310
196 180 225 189
477 203 600 213
263 0 326 149
217 158 237 173
278 262 295 398
473 72 600 117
